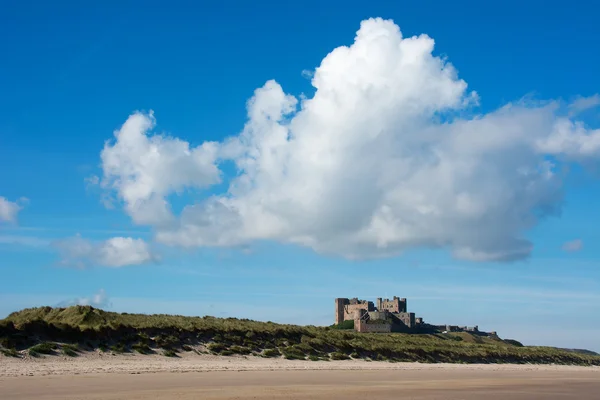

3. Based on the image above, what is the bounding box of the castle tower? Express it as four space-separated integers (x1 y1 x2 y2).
400 298 407 312
334 298 347 325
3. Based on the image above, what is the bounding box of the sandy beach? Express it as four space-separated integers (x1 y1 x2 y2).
2 353 599 399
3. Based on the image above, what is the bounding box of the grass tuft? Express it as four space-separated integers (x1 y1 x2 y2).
28 342 57 357
163 349 177 357
62 344 79 357
1 348 19 357
262 348 281 358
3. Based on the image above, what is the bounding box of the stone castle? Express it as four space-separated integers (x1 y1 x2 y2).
335 296 492 335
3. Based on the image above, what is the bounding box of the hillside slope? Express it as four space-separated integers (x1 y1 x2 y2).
1 306 599 365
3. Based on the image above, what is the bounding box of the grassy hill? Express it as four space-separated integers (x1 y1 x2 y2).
1 306 599 365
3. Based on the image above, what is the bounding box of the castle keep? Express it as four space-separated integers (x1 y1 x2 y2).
335 296 490 334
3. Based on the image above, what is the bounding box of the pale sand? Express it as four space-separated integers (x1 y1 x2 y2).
1 353 599 399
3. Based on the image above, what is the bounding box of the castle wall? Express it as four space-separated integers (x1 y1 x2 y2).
343 303 372 322
376 296 407 313
335 298 374 324
367 311 388 321
355 319 392 333
392 312 415 328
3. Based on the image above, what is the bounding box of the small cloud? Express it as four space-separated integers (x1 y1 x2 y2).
562 239 583 252
0 196 27 223
53 234 159 268
56 289 111 309
568 94 600 115
85 175 100 187
0 235 51 248
301 69 314 79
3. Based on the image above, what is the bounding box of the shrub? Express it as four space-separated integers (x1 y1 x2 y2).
163 349 177 357
62 344 79 357
132 342 152 354
207 343 226 353
262 348 281 358
1 348 19 357
156 335 179 349
230 345 251 355
137 333 151 344
0 337 14 348
110 343 126 353
220 350 234 356
308 355 320 361
504 339 524 347
282 347 306 360
330 320 355 330
330 352 350 360
28 342 57 356
350 352 360 359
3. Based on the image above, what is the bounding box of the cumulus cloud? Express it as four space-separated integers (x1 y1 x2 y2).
0 196 27 223
54 235 158 268
97 18 600 262
57 289 111 309
99 111 221 225
562 239 583 252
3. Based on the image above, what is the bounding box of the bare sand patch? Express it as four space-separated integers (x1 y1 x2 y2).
1 351 599 378
1 363 599 400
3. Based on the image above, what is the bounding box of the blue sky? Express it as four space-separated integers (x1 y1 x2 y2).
1 1 600 351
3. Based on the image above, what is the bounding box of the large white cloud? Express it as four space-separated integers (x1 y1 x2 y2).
98 18 600 262
54 235 158 268
99 111 221 226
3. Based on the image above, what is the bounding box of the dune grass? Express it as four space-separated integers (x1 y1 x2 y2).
61 343 79 357
0 306 599 366
28 342 57 357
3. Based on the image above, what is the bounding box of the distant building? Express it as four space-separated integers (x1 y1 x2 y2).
334 296 494 335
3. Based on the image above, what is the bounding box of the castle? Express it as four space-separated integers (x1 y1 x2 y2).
335 296 490 334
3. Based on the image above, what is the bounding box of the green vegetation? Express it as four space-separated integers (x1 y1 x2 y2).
110 343 126 353
330 320 354 330
163 349 177 357
1 347 19 357
28 342 57 357
503 339 524 347
62 343 79 357
330 352 351 360
282 346 306 360
262 348 281 358
229 345 252 355
132 342 152 354
1 306 599 366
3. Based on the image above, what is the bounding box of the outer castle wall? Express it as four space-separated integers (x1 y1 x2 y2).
355 319 392 333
